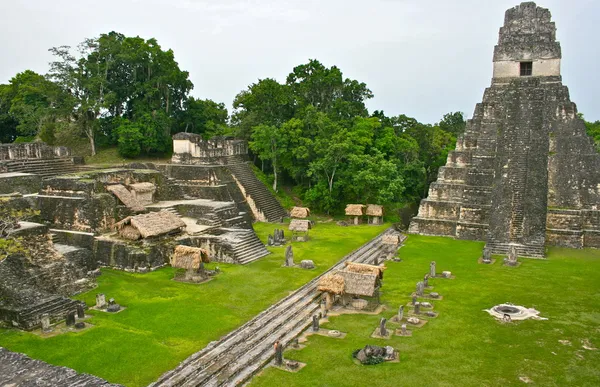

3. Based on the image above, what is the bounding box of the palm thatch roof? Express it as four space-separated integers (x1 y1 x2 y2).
129 182 156 193
366 204 384 217
171 245 210 269
345 204 365 216
289 219 311 232
114 210 186 238
344 261 385 278
337 270 378 297
317 273 345 295
119 225 142 240
106 184 145 212
290 207 310 219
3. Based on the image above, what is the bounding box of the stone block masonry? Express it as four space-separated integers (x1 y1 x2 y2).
409 2 600 255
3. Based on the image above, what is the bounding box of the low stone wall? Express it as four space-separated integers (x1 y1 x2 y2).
0 142 72 161
172 133 249 165
0 172 41 195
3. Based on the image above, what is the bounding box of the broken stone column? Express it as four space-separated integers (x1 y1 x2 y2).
379 318 387 336
66 311 76 326
312 314 319 332
40 314 51 333
274 341 283 366
414 302 421 314
416 281 424 296
397 305 404 321
96 293 106 309
430 261 436 277
284 245 294 267
401 324 407 335
76 304 85 319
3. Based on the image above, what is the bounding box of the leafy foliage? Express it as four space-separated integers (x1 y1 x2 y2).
233 60 464 213
0 204 39 260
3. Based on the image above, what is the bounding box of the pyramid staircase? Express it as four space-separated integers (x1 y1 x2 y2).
227 162 287 222
225 229 270 265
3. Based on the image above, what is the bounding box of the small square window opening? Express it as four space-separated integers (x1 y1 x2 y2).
520 61 533 76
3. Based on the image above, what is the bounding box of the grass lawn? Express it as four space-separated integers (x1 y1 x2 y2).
250 235 600 387
0 222 388 386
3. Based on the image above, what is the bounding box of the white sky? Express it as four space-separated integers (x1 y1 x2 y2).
1 0 598 124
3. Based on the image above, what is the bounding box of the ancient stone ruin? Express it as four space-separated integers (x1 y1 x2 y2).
0 134 289 331
409 2 600 256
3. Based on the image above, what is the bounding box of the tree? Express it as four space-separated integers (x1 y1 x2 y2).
250 124 287 191
0 84 18 143
232 78 293 139
176 97 228 137
438 111 466 136
2 71 66 142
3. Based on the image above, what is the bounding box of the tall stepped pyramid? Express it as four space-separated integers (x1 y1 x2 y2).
409 2 600 256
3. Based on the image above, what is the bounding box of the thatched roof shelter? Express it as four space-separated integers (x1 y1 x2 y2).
114 210 186 239
317 273 345 295
345 204 365 216
106 184 145 212
289 219 311 232
344 261 385 278
171 245 210 269
290 207 310 219
337 271 378 297
366 204 384 217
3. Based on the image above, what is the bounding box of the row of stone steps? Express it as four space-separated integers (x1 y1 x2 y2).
228 229 270 265
2 158 84 178
227 163 288 222
14 296 82 331
485 241 545 258
0 347 120 386
151 228 398 386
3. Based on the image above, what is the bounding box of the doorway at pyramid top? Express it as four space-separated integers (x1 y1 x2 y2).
491 2 561 79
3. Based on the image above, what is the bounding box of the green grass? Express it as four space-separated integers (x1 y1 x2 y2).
250 236 600 387
85 147 172 166
0 222 388 386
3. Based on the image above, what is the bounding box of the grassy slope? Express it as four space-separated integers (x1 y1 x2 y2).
85 147 172 166
250 235 600 387
0 222 388 387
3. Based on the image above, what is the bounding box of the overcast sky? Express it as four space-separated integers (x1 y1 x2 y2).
1 0 598 124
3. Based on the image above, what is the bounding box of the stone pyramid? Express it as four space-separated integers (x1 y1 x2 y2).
409 2 600 257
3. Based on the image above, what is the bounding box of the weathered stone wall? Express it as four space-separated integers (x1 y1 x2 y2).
94 238 172 271
0 142 71 160
171 133 249 165
0 172 41 195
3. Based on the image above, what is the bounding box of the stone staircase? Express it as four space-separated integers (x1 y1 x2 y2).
226 229 270 265
1 158 84 178
484 241 545 258
197 212 223 227
164 206 182 218
227 162 288 222
151 228 400 387
0 347 121 386
8 296 83 331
